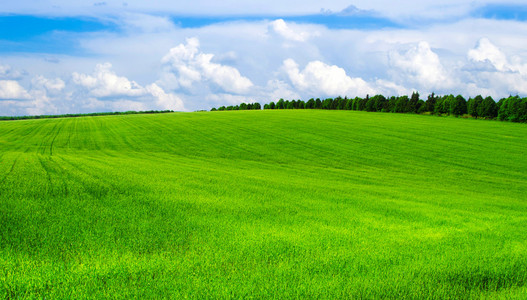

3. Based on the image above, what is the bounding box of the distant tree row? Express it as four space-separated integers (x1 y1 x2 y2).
210 93 527 123
211 102 262 111
0 110 174 121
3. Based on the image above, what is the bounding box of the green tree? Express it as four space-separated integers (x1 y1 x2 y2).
315 98 322 109
374 95 388 112
394 96 409 113
416 100 426 113
305 98 315 109
476 96 497 119
345 98 353 110
297 100 305 109
355 96 367 111
467 95 483 118
322 98 333 110
407 91 420 113
276 99 285 109
449 95 467 116
365 97 376 112
426 93 437 113
387 96 397 112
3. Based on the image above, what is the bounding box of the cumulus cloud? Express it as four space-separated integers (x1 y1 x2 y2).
282 58 374 97
73 63 146 98
466 38 527 95
73 63 185 111
31 76 65 93
161 38 253 94
0 65 24 80
389 41 452 91
468 38 509 72
268 19 312 42
0 80 31 100
145 83 185 111
263 79 301 102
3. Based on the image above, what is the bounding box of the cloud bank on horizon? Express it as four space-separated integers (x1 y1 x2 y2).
1 1 527 115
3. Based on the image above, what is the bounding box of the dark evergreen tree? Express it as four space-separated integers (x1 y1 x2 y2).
416 100 426 113
476 96 497 119
426 93 437 113
387 96 397 113
394 96 409 113
408 91 420 113
365 97 376 112
355 97 367 111
467 95 483 118
315 98 322 109
322 98 333 110
306 98 315 109
450 95 467 116
373 95 388 112
297 100 305 109
276 99 285 109
345 98 353 110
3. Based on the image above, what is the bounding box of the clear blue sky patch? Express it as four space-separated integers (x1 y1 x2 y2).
472 4 527 21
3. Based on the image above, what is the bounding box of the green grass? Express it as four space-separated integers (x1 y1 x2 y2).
1 110 526 298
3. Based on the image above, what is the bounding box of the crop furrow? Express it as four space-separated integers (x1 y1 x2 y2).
0 155 19 186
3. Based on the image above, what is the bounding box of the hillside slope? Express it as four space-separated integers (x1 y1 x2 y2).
1 110 527 298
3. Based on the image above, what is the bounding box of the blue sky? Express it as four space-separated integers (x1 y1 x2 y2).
1 1 527 115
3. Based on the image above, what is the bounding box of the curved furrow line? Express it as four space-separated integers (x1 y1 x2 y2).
0 155 20 186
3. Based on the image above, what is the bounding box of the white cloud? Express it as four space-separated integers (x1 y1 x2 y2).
119 13 176 33
466 38 527 96
0 65 24 80
0 80 31 100
72 63 185 111
146 83 185 111
161 38 253 94
110 100 148 112
282 58 374 97
31 76 65 92
268 19 312 42
72 63 146 98
263 79 301 102
468 38 509 72
389 41 452 91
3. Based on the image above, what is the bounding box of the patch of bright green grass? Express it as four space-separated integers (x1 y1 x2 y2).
1 110 526 298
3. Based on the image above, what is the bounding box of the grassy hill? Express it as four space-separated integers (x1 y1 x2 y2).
1 110 526 298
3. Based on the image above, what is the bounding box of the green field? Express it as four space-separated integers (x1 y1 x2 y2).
1 110 527 298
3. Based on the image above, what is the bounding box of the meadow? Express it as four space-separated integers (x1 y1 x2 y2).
1 110 526 298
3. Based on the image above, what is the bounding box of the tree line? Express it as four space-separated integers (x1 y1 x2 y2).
210 93 527 123
0 110 174 121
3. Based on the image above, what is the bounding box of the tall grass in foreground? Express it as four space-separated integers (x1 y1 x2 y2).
1 110 527 298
